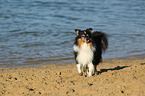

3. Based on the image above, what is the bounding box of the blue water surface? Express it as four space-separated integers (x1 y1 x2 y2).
0 0 145 67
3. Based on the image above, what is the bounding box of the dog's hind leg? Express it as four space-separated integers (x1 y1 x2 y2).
94 65 98 75
87 63 94 77
94 65 97 75
76 64 83 76
94 65 101 75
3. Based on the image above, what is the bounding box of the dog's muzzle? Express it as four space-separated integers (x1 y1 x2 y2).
85 37 91 43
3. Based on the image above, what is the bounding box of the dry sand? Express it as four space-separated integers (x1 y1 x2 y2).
0 56 145 96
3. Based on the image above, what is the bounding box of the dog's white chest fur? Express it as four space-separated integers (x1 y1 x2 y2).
74 43 95 65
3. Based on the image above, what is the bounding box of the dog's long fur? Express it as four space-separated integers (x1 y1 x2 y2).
73 28 108 76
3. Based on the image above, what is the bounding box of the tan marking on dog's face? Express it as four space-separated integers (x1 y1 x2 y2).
87 42 92 46
78 38 92 46
78 38 85 46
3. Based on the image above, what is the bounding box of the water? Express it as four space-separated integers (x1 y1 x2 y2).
0 0 145 68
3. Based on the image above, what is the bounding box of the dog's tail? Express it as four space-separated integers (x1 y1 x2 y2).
92 31 108 52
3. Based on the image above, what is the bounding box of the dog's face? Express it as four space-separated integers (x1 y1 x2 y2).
75 28 92 44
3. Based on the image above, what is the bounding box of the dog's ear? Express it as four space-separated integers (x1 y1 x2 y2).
87 28 93 33
75 29 80 35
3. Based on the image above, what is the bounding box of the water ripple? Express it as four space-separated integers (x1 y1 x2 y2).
0 0 145 67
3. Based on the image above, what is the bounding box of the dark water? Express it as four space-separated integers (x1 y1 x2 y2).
0 0 145 68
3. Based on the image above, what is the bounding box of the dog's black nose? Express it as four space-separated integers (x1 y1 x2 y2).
86 37 91 43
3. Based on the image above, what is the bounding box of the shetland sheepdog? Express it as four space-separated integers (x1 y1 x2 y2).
73 28 108 76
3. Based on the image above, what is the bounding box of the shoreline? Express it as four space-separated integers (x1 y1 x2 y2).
0 55 145 96
0 54 145 68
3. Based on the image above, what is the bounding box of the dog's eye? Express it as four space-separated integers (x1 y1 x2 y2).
82 34 85 37
82 36 85 37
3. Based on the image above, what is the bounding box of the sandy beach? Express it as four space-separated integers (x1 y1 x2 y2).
0 56 145 96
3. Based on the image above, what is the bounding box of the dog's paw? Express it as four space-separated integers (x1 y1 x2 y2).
78 72 83 76
93 71 100 76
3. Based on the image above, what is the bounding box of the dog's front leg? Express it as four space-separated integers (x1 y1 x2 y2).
76 64 83 76
87 63 94 76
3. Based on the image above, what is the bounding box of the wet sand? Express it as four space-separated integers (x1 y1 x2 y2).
0 56 145 96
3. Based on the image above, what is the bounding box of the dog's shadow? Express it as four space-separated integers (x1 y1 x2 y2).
98 65 130 74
